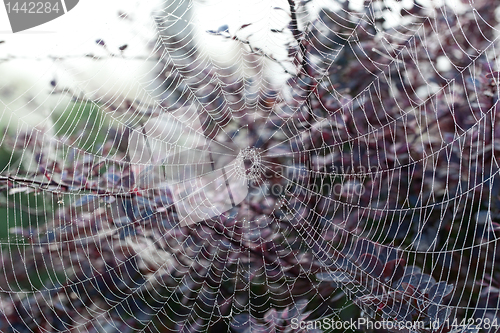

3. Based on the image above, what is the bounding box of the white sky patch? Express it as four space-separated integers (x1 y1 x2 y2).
190 0 294 86
0 0 162 128
436 55 452 72
0 0 159 57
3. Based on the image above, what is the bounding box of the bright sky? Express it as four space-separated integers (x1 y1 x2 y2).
0 0 158 57
0 0 162 138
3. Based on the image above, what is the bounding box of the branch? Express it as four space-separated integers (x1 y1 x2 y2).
287 0 314 113
287 0 302 42
0 174 139 199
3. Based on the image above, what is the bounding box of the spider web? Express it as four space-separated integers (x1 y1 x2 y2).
0 0 498 332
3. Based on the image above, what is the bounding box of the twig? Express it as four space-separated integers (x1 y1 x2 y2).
0 174 139 198
287 0 302 42
287 0 313 114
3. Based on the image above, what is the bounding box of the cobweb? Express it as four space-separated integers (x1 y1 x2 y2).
0 0 499 332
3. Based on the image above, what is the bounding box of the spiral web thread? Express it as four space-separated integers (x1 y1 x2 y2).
0 0 499 332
